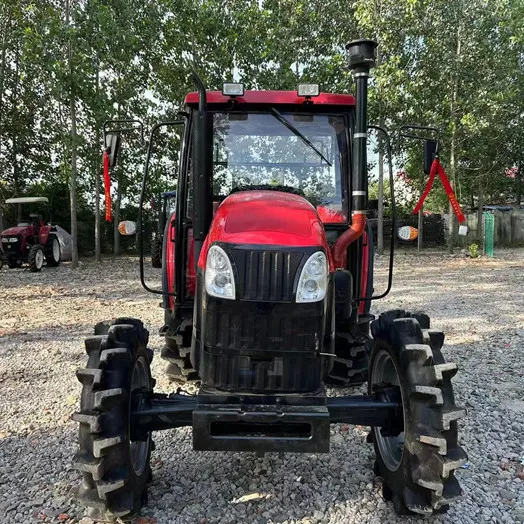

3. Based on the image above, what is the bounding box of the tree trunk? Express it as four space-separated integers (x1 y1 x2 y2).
448 7 462 254
516 160 522 205
66 0 78 268
94 57 101 262
377 117 385 256
95 164 101 261
113 171 121 256
376 42 384 256
477 180 483 242
0 10 11 162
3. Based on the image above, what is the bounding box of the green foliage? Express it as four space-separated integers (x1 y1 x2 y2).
468 242 480 258
1 0 524 253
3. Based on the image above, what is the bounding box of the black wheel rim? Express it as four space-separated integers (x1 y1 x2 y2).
371 349 405 471
130 356 150 475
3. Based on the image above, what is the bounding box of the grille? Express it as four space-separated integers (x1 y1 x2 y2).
203 308 321 352
228 247 306 302
1 236 19 252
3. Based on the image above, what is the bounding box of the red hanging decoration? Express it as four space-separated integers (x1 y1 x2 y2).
103 151 112 222
413 157 465 224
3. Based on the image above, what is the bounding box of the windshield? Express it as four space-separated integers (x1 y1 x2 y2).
212 112 348 220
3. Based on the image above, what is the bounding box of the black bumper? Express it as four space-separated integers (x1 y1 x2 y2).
193 402 330 453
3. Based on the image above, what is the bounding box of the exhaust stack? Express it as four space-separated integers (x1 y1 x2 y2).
332 39 377 269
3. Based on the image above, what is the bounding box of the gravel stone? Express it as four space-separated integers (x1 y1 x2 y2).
0 250 523 523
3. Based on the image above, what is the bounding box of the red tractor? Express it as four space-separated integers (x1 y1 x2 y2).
0 197 61 271
74 40 466 521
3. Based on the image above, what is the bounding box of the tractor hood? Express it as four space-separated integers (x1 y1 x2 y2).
1 225 30 237
198 190 332 269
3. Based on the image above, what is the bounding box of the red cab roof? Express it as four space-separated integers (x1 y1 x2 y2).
184 90 355 107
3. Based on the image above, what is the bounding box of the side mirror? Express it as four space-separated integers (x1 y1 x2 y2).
105 133 121 168
423 139 437 174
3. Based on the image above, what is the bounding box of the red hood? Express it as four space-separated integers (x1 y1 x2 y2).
1 225 30 236
198 190 333 269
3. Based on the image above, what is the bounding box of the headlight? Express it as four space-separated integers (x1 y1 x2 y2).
1 238 8 243
9 238 17 243
205 245 236 299
296 251 328 303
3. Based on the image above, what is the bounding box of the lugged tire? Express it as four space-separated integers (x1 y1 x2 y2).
160 326 198 383
325 324 369 387
45 235 61 267
28 244 44 272
369 310 467 515
151 237 162 269
73 318 154 521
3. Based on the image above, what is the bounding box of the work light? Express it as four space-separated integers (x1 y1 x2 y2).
297 84 320 97
222 83 244 97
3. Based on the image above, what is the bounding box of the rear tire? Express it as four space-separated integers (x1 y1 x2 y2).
45 236 61 266
369 310 467 516
161 324 199 383
151 237 162 268
28 244 44 272
73 319 154 521
325 323 369 387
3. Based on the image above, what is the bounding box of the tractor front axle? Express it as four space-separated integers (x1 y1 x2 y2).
130 387 403 453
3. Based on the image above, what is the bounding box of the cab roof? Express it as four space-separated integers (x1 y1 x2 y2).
184 90 356 107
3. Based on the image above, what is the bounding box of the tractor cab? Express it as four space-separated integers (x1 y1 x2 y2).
143 86 375 387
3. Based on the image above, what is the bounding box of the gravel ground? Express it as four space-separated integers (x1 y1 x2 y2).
0 250 523 524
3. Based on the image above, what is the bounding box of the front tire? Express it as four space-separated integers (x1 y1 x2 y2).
45 236 61 266
73 319 154 521
369 310 467 516
28 244 44 272
7 256 20 269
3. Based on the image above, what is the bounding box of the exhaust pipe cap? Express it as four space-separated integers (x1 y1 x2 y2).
345 39 378 71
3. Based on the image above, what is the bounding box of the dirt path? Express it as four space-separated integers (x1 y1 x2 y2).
0 250 523 523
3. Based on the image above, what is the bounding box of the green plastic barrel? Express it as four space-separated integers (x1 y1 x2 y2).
483 212 494 257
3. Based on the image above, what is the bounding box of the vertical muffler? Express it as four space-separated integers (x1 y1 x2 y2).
332 39 377 268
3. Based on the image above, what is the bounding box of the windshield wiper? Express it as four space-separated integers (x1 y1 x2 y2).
269 107 332 167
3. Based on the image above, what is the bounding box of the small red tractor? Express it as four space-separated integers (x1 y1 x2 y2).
74 40 466 520
0 197 61 271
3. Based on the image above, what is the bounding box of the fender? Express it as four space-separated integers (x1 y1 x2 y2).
162 212 196 312
198 190 334 270
39 224 52 245
162 212 177 311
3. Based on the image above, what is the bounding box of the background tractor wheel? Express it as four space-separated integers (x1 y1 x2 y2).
369 310 467 516
73 318 154 521
45 236 61 267
28 244 45 272
151 237 162 268
161 324 198 383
